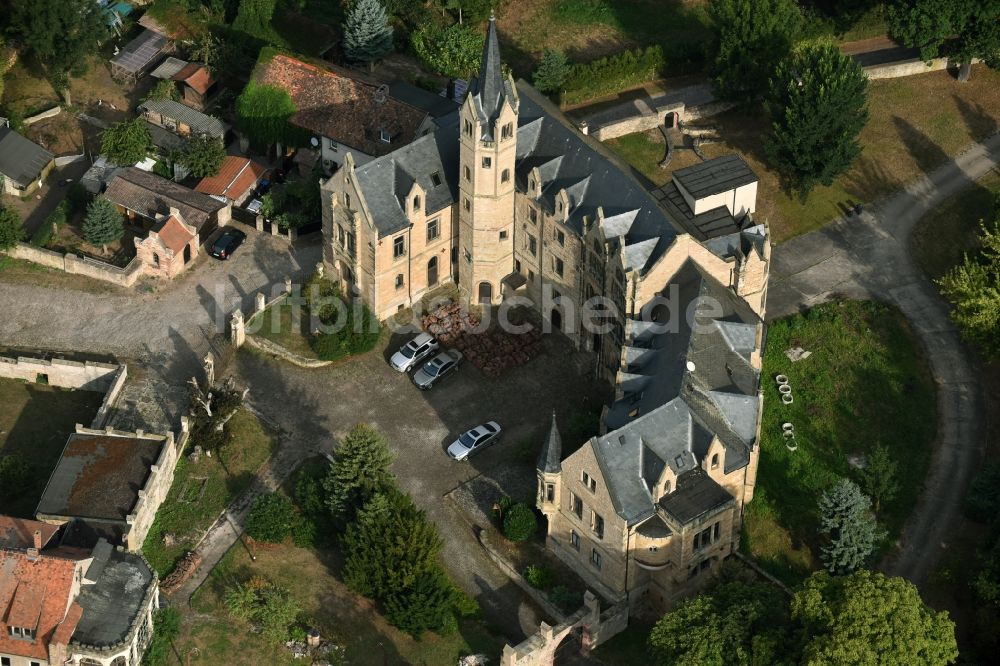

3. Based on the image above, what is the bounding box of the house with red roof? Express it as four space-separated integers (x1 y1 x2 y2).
194 156 267 206
133 210 199 279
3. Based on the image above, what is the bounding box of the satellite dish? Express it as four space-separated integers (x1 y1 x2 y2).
310 137 319 148
686 361 696 372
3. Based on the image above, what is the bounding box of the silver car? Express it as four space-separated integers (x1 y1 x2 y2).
389 332 439 372
412 350 462 390
447 422 502 460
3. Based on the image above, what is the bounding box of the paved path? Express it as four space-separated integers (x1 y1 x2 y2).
768 132 1000 586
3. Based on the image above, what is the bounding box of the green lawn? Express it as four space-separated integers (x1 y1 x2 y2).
249 296 319 359
911 169 1000 279
604 68 1000 242
142 409 276 578
171 530 503 665
0 379 104 517
742 301 937 585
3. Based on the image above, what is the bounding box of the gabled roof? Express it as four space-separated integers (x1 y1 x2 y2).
0 551 80 660
0 127 54 187
0 516 60 551
138 99 226 138
255 54 427 157
149 214 196 254
173 62 213 94
105 167 226 230
195 156 266 200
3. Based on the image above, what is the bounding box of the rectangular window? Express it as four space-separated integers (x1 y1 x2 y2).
380 129 391 143
482 156 492 169
3 658 11 666
592 512 604 539
464 198 471 212
499 230 508 240
555 257 564 277
431 171 442 187
464 120 473 136
347 232 356 257
395 274 404 290
714 522 721 541
528 270 535 282
514 259 522 273
427 218 440 241
464 248 472 263
529 208 538 224
571 493 583 519
556 229 565 245
590 548 602 569
344 192 351 208
570 530 580 550
393 236 405 258
501 122 513 140
528 236 537 256
546 484 555 502
337 225 345 247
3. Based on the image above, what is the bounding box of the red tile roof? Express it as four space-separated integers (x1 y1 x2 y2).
174 63 214 95
255 55 427 157
154 214 196 254
0 550 80 660
0 517 60 551
194 156 266 200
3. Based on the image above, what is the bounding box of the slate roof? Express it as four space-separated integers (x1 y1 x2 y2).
35 433 163 523
388 81 460 119
0 550 80 660
653 180 744 241
673 154 757 199
105 167 226 230
195 156 266 200
139 99 226 138
594 261 762 526
537 412 563 474
0 127 54 187
255 55 427 157
468 13 511 139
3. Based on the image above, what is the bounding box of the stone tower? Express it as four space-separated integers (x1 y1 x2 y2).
458 13 519 306
537 412 562 520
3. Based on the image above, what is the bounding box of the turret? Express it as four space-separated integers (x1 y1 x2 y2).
537 411 562 520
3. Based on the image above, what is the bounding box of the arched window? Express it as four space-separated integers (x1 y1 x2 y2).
344 192 351 208
152 253 160 267
427 256 438 286
395 274 404 289
464 166 471 181
711 453 719 469
413 195 421 212
478 281 492 303
501 169 510 183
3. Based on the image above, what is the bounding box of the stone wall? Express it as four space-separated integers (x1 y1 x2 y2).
92 365 129 428
125 425 185 551
863 56 981 80
7 242 143 287
0 355 121 391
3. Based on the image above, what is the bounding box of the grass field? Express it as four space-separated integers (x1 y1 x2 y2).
0 379 104 517
249 296 319 359
911 169 1000 279
170 529 503 665
742 300 937 585
605 67 1000 242
142 409 276 578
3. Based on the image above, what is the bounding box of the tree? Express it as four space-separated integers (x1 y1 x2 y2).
0 454 31 500
383 567 456 637
532 49 571 95
232 0 277 40
889 0 1000 79
857 445 900 513
342 0 394 67
0 207 24 251
235 81 299 149
765 43 869 195
649 578 793 666
144 80 179 103
965 461 1000 522
792 570 958 665
411 23 482 79
10 0 107 95
938 211 1000 357
707 0 802 103
817 478 882 574
101 118 153 166
82 197 124 254
245 493 296 543
502 503 538 542
323 423 395 525
177 135 226 178
224 577 300 643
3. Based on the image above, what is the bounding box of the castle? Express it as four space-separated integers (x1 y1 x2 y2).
322 16 768 614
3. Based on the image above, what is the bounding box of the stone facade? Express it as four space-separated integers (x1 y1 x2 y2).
133 210 199 279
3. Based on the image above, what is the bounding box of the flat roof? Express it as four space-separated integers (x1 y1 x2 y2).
35 433 163 522
110 29 167 74
72 549 154 647
672 154 757 199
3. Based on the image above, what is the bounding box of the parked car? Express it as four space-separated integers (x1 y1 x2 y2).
209 229 247 260
447 422 502 460
389 332 440 372
412 350 462 390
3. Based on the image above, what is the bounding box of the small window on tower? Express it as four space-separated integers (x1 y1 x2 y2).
464 166 471 181
379 129 391 143
464 120 473 136
482 156 492 169
501 123 513 140
464 198 471 212
501 169 510 183
499 230 508 240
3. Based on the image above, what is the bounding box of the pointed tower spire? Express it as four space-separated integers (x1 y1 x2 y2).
538 411 563 473
474 11 506 128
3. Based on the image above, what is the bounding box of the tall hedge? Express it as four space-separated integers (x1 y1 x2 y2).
562 46 668 106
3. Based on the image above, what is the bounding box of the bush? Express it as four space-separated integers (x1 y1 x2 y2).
245 493 296 543
524 564 556 590
550 585 583 612
0 206 23 251
309 298 381 361
224 577 300 643
562 46 666 106
503 503 538 542
143 607 181 666
452 586 481 618
965 463 1000 523
31 201 68 246
0 455 31 499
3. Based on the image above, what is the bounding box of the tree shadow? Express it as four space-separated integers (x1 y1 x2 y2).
892 115 950 176
952 93 999 139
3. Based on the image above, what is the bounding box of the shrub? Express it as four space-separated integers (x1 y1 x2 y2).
224 577 300 643
562 46 666 106
452 586 481 618
965 462 1000 523
0 455 31 499
143 607 181 666
503 503 538 542
550 585 583 612
524 564 556 590
0 206 23 251
245 493 296 543
309 298 381 361
31 201 68 246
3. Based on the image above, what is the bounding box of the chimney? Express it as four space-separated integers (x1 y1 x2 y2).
33 529 42 550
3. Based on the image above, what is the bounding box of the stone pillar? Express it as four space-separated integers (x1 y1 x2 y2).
270 223 278 237
315 262 324 278
203 353 215 385
284 275 292 294
230 309 245 348
255 292 266 313
288 226 298 242
255 215 264 232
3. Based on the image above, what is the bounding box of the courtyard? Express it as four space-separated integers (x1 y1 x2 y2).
0 376 104 517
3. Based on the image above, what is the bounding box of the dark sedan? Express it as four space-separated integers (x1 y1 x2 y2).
209 229 247 260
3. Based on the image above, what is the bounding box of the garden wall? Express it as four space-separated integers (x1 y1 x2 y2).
862 56 981 79
7 242 143 287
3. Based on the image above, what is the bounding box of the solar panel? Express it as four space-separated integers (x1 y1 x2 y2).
111 30 167 74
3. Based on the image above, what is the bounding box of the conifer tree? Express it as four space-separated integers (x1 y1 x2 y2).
817 478 882 574
532 49 571 95
83 197 124 254
765 43 869 195
323 423 394 525
343 0 394 67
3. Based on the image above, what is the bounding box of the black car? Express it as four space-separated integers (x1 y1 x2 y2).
209 229 246 260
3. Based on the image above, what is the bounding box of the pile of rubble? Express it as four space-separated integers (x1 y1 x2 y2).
161 551 202 595
284 630 345 664
422 302 542 378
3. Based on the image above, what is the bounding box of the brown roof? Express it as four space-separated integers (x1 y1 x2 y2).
104 167 225 231
174 62 214 94
194 156 266 200
152 214 196 254
35 433 163 523
0 516 60 551
255 55 427 157
0 551 80 660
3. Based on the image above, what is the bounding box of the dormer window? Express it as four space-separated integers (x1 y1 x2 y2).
379 129 391 143
711 453 719 469
501 122 513 140
8 626 35 639
431 171 442 187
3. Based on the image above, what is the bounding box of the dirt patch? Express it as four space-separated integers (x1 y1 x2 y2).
422 302 543 378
